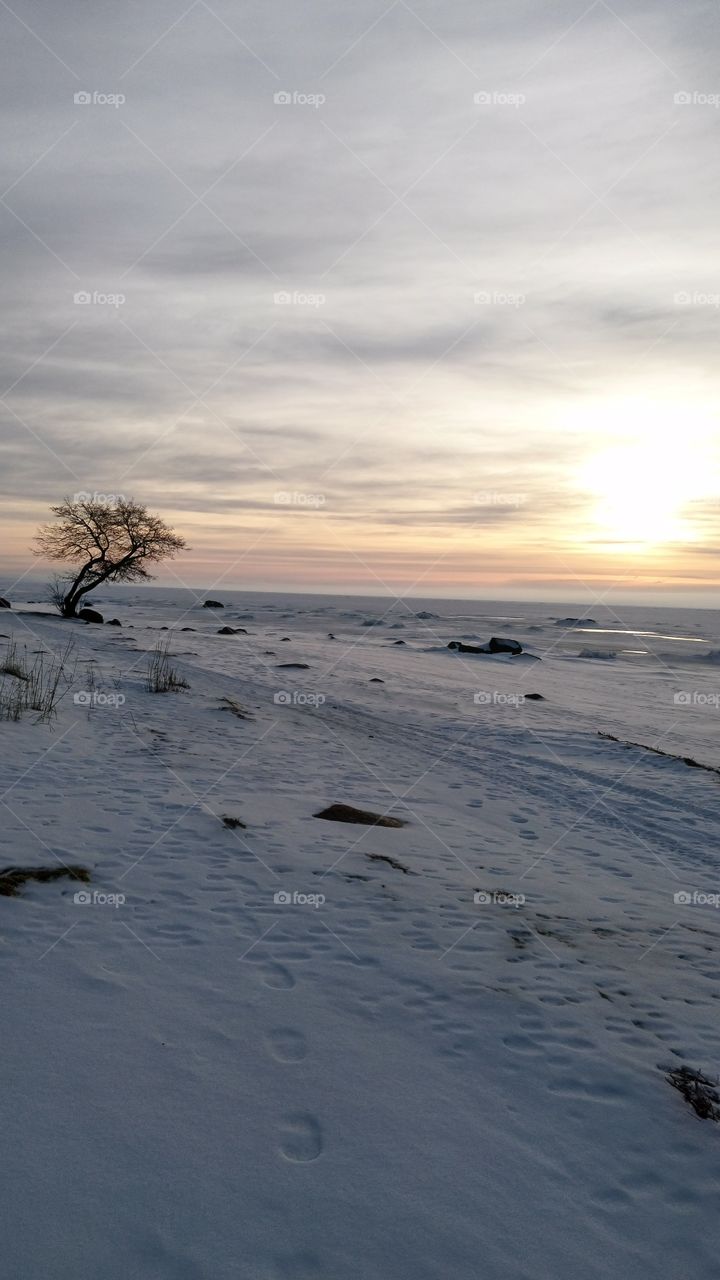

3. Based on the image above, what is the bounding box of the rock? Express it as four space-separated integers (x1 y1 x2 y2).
203 600 224 608
314 803 407 828
555 617 597 627
78 608 103 624
107 618 121 626
488 636 523 654
327 633 336 639
524 693 545 701
264 650 276 655
217 626 236 635
0 598 10 609
181 627 195 632
392 639 406 646
447 637 523 655
369 677 384 683
276 662 309 669
280 637 291 642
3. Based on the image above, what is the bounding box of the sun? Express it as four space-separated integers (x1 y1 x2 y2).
573 398 717 548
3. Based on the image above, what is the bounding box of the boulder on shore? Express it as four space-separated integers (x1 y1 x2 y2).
203 599 224 608
448 636 523 655
314 803 406 828
78 608 103 624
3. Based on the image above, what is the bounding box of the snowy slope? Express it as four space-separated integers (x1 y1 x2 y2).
1 596 719 1279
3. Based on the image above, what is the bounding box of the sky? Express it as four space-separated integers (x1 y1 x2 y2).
0 0 718 604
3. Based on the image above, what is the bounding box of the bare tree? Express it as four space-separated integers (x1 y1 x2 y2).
35 496 187 617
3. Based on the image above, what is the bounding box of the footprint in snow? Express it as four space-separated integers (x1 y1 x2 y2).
265 1027 307 1062
278 1113 323 1162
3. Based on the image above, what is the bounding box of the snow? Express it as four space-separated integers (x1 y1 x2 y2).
1 591 719 1279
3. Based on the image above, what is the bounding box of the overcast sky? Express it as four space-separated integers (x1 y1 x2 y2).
1 0 718 603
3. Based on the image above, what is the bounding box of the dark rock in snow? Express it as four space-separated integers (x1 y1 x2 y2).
392 639 406 645
448 637 523 655
276 662 309 669
0 598 10 609
314 803 407 828
203 600 224 608
524 693 546 701
488 637 522 654
107 618 121 626
369 677 384 682
79 608 103 624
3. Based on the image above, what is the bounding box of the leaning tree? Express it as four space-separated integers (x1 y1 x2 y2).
35 496 187 618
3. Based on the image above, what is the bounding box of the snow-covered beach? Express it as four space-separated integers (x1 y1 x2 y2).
1 588 719 1278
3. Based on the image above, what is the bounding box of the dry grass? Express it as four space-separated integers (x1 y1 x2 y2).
146 639 189 693
0 640 75 722
0 864 90 897
218 696 253 720
666 1065 720 1121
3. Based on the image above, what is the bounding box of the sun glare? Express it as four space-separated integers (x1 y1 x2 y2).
574 398 716 547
